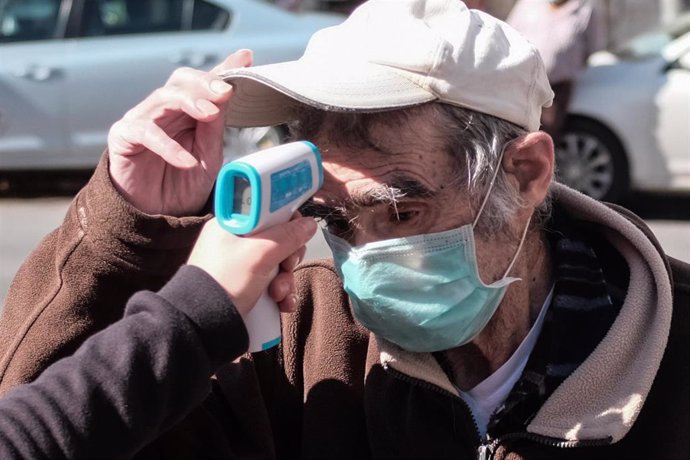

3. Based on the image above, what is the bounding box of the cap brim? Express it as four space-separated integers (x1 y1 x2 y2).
220 60 437 127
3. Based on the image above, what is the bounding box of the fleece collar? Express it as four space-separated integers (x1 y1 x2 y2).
378 183 673 443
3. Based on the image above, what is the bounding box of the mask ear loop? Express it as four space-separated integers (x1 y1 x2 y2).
471 141 532 279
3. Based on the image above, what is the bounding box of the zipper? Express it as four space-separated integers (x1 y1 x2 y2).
385 365 484 445
478 432 613 460
385 364 612 460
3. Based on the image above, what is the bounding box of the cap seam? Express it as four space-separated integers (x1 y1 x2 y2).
421 30 450 96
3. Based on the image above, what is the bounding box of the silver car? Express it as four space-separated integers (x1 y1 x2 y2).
557 16 690 202
0 0 344 170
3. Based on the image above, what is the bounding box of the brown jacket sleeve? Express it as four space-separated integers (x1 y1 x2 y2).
0 153 210 395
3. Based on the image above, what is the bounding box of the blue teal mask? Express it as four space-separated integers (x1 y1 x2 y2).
323 148 529 352
324 220 527 352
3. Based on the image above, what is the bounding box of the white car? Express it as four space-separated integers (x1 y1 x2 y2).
0 0 344 170
557 19 690 202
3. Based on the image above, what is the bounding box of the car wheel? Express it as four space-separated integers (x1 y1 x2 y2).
223 126 287 163
555 117 630 202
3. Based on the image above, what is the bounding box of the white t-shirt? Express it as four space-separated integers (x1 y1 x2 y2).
459 286 555 438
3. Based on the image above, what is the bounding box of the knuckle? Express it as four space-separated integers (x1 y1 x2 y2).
168 66 194 83
151 86 173 102
108 119 137 144
122 105 141 121
108 119 123 136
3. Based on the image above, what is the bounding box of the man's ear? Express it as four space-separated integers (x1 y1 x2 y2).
502 131 555 207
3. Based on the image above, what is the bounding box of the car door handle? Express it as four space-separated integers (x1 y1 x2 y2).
13 66 57 81
170 52 219 68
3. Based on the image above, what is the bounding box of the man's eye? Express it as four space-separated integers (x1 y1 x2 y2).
389 209 419 223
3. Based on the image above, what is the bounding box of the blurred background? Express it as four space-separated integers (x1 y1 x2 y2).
0 0 688 305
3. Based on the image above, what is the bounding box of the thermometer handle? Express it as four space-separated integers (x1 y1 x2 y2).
243 266 281 352
244 290 282 352
215 141 323 352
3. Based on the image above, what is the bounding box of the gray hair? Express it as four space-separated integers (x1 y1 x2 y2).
430 104 552 234
287 102 552 235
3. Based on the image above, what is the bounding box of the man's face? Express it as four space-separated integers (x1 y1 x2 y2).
306 109 523 286
310 111 473 247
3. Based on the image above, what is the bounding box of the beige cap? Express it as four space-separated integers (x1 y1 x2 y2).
221 0 554 132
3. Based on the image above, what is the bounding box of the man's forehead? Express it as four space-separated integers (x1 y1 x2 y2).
309 106 447 157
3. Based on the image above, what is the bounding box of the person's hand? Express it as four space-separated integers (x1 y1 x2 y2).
187 216 317 316
107 50 253 216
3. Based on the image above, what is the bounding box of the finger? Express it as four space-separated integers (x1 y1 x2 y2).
127 83 231 126
268 271 294 303
269 273 297 313
252 217 317 268
280 248 305 272
139 122 198 168
109 117 191 164
296 246 307 265
108 118 144 156
167 80 232 125
212 49 253 75
194 94 231 171
278 293 298 314
165 67 235 107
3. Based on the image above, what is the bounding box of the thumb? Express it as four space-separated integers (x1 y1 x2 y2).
252 217 318 267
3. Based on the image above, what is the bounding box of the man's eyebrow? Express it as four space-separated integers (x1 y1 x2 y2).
389 176 436 198
350 176 436 208
301 176 437 218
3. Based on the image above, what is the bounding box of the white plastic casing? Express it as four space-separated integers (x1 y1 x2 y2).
215 141 323 352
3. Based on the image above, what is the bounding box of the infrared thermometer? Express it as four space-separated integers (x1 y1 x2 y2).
215 141 323 352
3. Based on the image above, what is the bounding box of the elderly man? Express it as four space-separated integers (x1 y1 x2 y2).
0 1 687 459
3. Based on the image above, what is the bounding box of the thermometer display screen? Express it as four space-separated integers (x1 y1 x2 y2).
233 176 252 215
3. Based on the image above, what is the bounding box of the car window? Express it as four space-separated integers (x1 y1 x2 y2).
79 0 184 37
78 0 228 37
0 0 62 42
192 0 229 31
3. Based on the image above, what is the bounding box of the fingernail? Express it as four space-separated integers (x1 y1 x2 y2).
210 79 232 95
290 294 298 309
195 99 219 116
177 151 198 168
235 48 253 63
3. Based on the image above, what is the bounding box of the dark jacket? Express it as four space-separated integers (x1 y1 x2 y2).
0 265 248 459
0 155 688 459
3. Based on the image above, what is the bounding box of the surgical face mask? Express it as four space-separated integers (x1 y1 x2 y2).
323 149 529 352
